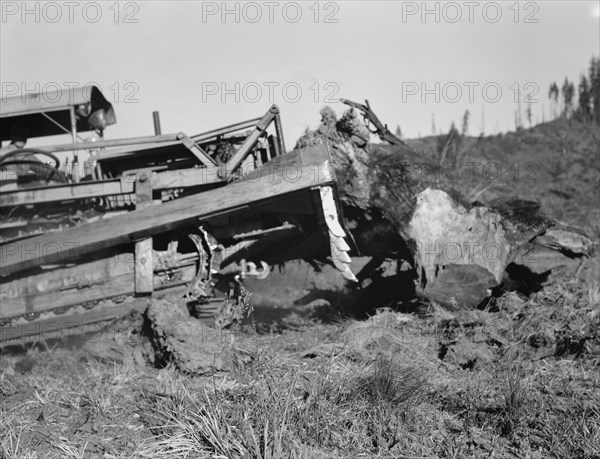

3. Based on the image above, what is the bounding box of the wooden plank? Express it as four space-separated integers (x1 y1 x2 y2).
0 160 334 276
153 167 224 189
0 179 133 207
135 177 154 293
241 147 331 182
0 147 328 208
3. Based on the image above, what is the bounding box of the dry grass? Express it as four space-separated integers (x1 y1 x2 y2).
2 278 598 458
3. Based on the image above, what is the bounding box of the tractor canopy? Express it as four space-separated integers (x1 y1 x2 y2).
0 85 116 142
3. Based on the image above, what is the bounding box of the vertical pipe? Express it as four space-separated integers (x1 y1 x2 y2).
70 106 77 145
153 111 162 135
274 113 286 155
69 106 79 182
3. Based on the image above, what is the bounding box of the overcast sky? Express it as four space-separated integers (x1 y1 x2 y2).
1 1 599 147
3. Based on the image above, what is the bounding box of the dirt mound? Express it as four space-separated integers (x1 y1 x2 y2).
147 298 244 375
436 283 600 370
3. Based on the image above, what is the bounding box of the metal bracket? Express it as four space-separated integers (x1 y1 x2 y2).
177 132 217 168
239 259 270 280
218 258 270 280
221 105 279 180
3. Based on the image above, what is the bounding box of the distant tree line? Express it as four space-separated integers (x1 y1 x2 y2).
398 56 599 162
436 57 599 162
549 56 600 123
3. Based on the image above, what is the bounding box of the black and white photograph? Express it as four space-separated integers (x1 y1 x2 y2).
1 1 599 457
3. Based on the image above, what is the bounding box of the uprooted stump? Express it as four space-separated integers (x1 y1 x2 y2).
147 298 238 375
295 100 596 309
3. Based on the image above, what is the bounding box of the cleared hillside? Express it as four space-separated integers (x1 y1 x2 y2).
406 119 600 238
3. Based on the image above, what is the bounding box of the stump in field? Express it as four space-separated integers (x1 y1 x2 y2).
295 100 595 308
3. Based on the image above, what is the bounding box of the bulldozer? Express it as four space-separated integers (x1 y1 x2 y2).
0 86 356 346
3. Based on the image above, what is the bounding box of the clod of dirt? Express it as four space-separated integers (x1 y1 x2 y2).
439 338 496 370
14 355 36 374
81 309 149 365
554 331 590 358
147 299 237 375
83 339 128 364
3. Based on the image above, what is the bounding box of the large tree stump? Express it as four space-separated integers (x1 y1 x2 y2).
295 101 595 308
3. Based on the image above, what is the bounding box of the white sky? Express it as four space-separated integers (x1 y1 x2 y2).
1 0 599 147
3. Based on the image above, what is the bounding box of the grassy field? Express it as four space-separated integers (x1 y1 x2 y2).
1 117 599 459
1 281 599 458
407 117 600 241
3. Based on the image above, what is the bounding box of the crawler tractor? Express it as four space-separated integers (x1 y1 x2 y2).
0 86 355 346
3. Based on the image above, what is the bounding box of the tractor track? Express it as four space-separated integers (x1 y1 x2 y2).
0 287 223 348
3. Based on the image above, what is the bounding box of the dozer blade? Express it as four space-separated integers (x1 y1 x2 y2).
319 185 357 282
